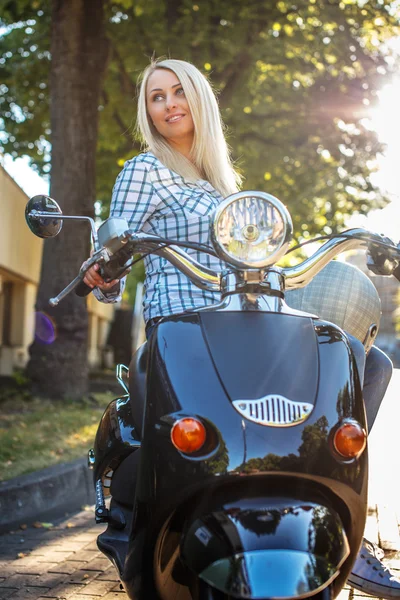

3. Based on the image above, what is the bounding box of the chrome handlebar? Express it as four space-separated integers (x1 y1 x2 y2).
48 228 396 306
125 232 220 292
282 228 373 289
49 250 110 306
127 229 390 293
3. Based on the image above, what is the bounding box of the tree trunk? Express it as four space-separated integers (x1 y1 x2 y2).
27 0 109 399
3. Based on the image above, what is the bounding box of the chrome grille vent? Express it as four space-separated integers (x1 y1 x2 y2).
233 395 313 427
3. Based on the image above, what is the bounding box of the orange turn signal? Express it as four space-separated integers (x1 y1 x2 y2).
333 420 366 459
171 418 206 454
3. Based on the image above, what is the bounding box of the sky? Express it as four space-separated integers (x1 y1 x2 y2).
2 153 49 196
347 75 400 240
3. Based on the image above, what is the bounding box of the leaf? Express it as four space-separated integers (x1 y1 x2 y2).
32 521 54 529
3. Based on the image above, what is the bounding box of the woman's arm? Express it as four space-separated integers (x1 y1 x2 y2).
86 155 159 302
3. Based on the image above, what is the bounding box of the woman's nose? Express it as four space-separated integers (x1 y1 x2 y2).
166 95 177 111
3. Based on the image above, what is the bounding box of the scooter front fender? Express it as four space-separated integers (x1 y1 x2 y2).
181 496 349 600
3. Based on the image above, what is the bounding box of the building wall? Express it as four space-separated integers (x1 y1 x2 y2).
0 168 43 283
87 294 115 369
0 165 115 375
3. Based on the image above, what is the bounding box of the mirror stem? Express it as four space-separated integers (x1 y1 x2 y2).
28 210 100 250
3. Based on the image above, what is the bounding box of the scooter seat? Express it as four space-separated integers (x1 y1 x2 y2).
128 342 148 438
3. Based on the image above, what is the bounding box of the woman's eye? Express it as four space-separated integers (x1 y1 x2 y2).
176 87 184 96
152 94 164 102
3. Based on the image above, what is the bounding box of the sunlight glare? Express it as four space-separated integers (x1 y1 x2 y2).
349 75 400 240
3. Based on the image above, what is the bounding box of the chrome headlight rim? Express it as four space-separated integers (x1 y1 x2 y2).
211 191 293 269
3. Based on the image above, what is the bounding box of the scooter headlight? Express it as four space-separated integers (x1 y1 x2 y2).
211 191 293 269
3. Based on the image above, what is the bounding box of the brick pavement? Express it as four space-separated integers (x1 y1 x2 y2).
0 508 124 599
0 372 399 599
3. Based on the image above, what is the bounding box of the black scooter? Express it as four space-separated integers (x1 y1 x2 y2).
25 191 400 600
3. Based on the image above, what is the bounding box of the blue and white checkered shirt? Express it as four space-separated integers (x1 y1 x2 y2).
94 152 225 323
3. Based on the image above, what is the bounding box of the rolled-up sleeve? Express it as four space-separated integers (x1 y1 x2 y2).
94 155 159 304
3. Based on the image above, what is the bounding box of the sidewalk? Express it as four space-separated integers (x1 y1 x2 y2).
0 371 399 599
0 509 122 599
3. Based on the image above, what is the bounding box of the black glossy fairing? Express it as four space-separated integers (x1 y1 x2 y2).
122 312 367 599
93 396 140 492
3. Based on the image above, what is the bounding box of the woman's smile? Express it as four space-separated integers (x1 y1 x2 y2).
165 113 185 123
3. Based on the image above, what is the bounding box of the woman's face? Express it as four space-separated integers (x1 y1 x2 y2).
146 69 195 153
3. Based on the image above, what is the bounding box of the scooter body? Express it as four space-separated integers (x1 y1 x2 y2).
24 192 399 600
93 309 367 600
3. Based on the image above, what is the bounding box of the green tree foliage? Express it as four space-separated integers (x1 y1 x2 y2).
0 1 51 174
1 0 399 238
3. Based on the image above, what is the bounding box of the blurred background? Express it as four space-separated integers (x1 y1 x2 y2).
0 0 399 398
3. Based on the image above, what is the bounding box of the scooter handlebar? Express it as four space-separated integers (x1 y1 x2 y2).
75 280 93 297
48 227 399 307
283 229 400 289
49 251 109 306
50 273 90 306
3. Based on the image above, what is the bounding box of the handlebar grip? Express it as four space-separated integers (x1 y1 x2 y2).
75 280 93 297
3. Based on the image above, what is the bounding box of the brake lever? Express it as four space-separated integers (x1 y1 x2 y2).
367 236 400 277
49 249 109 306
73 234 136 300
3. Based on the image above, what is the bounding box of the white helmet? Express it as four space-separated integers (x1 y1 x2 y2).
285 260 381 353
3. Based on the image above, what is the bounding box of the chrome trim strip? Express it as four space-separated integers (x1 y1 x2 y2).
233 395 313 426
116 364 129 395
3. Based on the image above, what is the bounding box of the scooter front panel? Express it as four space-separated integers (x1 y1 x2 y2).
122 313 366 599
142 314 365 489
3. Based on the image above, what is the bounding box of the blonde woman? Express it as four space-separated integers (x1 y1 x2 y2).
86 58 240 334
85 59 397 599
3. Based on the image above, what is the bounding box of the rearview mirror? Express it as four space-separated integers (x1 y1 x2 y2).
25 195 63 238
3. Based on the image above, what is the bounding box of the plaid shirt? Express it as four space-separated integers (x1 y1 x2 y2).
94 152 225 323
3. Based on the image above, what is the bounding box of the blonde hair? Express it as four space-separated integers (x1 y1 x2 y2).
136 58 242 197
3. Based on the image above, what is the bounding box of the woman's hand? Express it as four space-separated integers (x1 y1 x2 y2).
83 264 119 291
